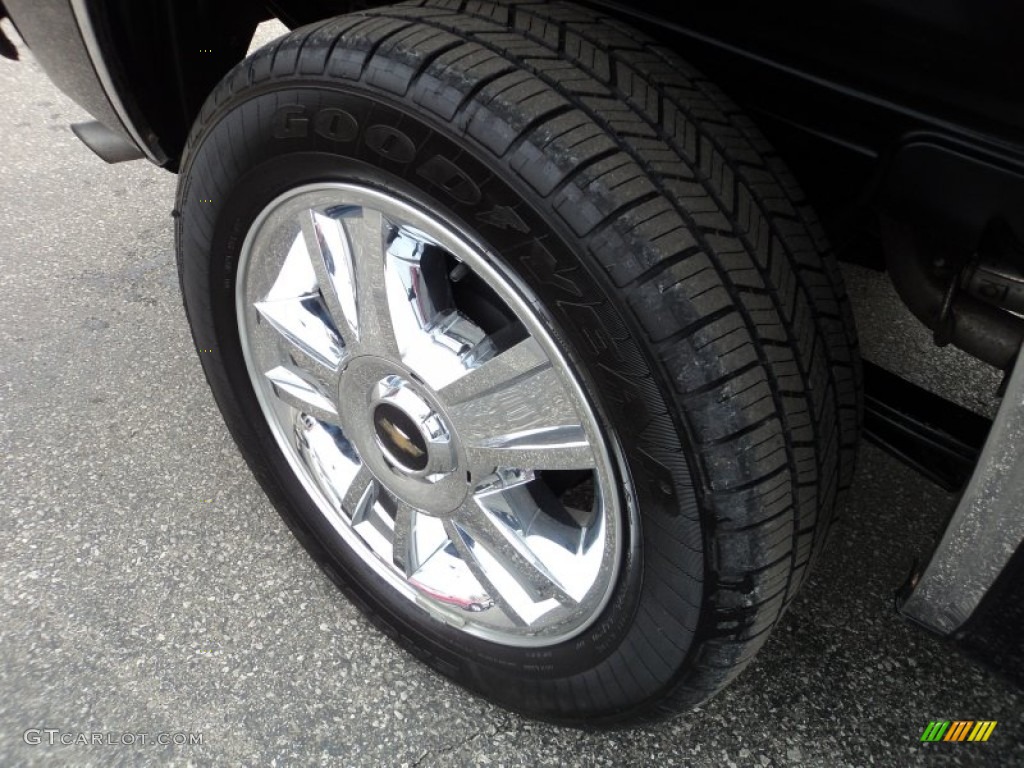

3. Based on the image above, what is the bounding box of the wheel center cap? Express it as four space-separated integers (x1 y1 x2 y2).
337 355 467 514
373 402 429 472
370 376 455 478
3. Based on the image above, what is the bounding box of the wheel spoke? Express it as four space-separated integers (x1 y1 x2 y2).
337 207 402 358
385 224 452 341
264 365 341 426
440 338 595 473
446 500 571 624
301 209 359 345
341 464 376 524
439 336 547 404
388 502 454 580
254 297 340 385
441 518 526 627
391 501 417 577
474 481 599 604
255 225 345 394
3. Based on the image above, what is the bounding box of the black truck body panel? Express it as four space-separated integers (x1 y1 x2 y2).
8 0 1024 251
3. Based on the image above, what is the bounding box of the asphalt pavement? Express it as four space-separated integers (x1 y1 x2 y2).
1 19 1021 768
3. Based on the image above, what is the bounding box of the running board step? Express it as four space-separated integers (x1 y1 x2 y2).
863 360 992 491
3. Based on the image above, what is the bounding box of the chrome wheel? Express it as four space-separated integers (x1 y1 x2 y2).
236 183 622 646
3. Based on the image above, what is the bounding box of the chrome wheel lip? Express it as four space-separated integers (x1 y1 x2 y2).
235 181 625 648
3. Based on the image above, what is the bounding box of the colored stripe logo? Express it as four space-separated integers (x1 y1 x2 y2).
920 721 997 742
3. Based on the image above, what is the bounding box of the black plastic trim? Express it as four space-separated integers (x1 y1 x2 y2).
862 361 991 491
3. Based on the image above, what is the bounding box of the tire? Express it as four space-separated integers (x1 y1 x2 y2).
174 0 861 724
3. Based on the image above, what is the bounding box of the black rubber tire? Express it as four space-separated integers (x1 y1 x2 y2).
174 0 861 724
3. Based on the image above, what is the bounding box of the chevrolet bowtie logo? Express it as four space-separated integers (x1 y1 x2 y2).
377 417 425 458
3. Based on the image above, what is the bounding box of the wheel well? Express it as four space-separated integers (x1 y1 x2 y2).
97 0 384 167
